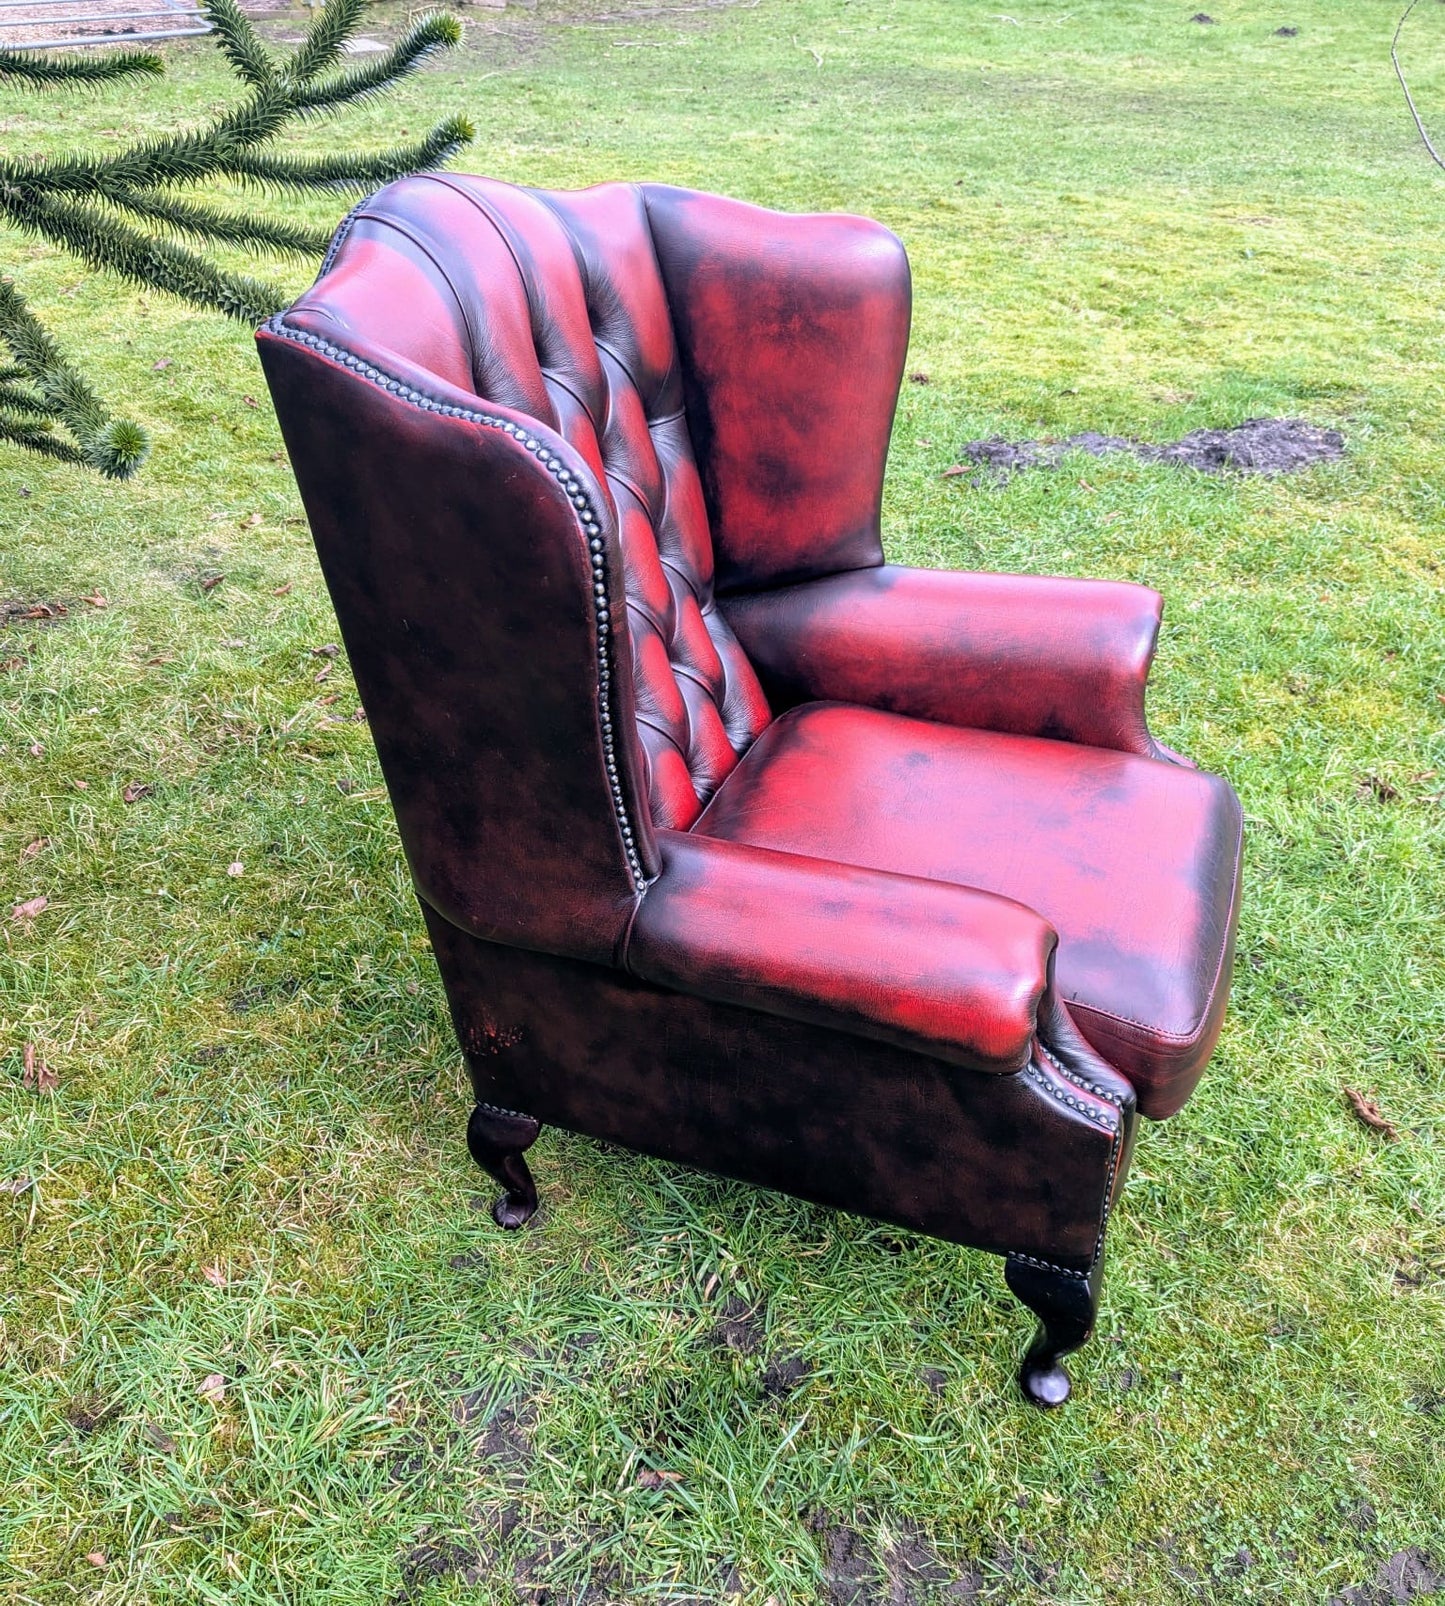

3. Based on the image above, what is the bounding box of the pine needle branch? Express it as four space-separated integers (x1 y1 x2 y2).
13 194 288 323
283 0 366 86
0 47 164 85
290 14 462 112
0 0 469 476
201 0 275 90
110 188 332 258
218 116 474 192
0 414 86 465
0 381 53 416
0 278 149 476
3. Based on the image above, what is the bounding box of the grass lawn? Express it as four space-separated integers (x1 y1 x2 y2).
3 0 1444 1599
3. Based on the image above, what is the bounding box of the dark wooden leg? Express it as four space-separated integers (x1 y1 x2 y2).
1004 1255 1102 1408
466 1103 541 1229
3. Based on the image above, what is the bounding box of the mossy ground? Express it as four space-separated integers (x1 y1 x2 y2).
2 1 1443 1601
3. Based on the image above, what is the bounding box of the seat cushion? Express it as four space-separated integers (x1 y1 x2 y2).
692 702 1243 1118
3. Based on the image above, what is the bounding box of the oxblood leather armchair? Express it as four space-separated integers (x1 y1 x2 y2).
256 175 1244 1406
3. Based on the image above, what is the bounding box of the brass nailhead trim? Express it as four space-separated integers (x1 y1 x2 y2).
264 317 648 893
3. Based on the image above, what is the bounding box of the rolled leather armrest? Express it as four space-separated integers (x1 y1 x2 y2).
626 829 1057 1076
721 564 1167 757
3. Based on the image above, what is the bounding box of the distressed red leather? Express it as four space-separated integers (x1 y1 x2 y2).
258 172 1244 1399
628 830 1057 1075
693 704 1243 1117
722 565 1167 757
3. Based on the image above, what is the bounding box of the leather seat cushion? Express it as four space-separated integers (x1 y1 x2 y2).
692 702 1243 1118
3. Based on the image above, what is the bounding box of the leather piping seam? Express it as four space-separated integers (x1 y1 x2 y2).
346 209 484 372
607 466 658 524
1060 816 1241 1049
1011 1097 1124 1278
318 193 369 275
671 659 723 701
539 365 603 435
262 316 649 895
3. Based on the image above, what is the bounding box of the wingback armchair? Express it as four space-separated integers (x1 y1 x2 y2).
256 175 1243 1405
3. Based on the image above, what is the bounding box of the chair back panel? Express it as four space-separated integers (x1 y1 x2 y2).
290 174 771 831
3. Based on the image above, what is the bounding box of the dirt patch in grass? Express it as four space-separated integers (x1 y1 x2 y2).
810 1514 999 1605
707 1295 763 1354
951 417 1344 482
761 1352 810 1396
1328 1550 1445 1606
62 1394 119 1437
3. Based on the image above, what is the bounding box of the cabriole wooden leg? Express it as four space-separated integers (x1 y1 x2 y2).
466 1102 541 1229
1004 1254 1103 1408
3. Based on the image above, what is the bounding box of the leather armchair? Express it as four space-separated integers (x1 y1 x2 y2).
257 175 1244 1406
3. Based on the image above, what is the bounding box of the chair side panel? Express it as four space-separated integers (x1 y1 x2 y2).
427 911 1126 1267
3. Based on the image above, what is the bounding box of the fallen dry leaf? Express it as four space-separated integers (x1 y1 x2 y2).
940 464 970 478
317 693 338 706
153 357 172 371
72 779 89 791
27 742 42 757
1344 1087 1398 1141
273 581 293 596
200 574 224 593
1 656 26 671
243 395 258 408
21 838 47 859
240 512 262 528
313 664 332 684
908 370 931 384
21 602 66 619
80 592 108 608
143 1422 177 1454
227 862 244 877
202 1263 227 1288
1 1176 34 1194
635 1468 683 1489
198 1372 227 1405
12 895 48 921
122 781 153 805
86 1551 107 1567
311 643 339 658
22 1042 58 1094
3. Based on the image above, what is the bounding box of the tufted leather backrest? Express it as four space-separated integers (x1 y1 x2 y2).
287 174 774 832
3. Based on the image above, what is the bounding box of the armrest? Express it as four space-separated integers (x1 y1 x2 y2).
626 830 1057 1075
721 564 1169 758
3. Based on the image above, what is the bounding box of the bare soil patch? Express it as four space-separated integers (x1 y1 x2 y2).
952 417 1344 483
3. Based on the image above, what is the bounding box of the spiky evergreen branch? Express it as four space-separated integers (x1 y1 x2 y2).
108 189 332 259
0 278 148 475
0 47 163 86
1 0 471 475
217 118 474 193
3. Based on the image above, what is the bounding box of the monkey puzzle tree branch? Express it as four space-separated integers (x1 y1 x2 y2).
0 0 470 474
0 278 149 477
0 47 163 86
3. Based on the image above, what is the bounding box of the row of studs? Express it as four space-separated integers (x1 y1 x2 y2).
263 317 649 893
1009 1105 1124 1278
1038 1040 1127 1110
1023 1060 1119 1136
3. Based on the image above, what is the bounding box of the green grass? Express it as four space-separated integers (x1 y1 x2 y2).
3 0 1444 1600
